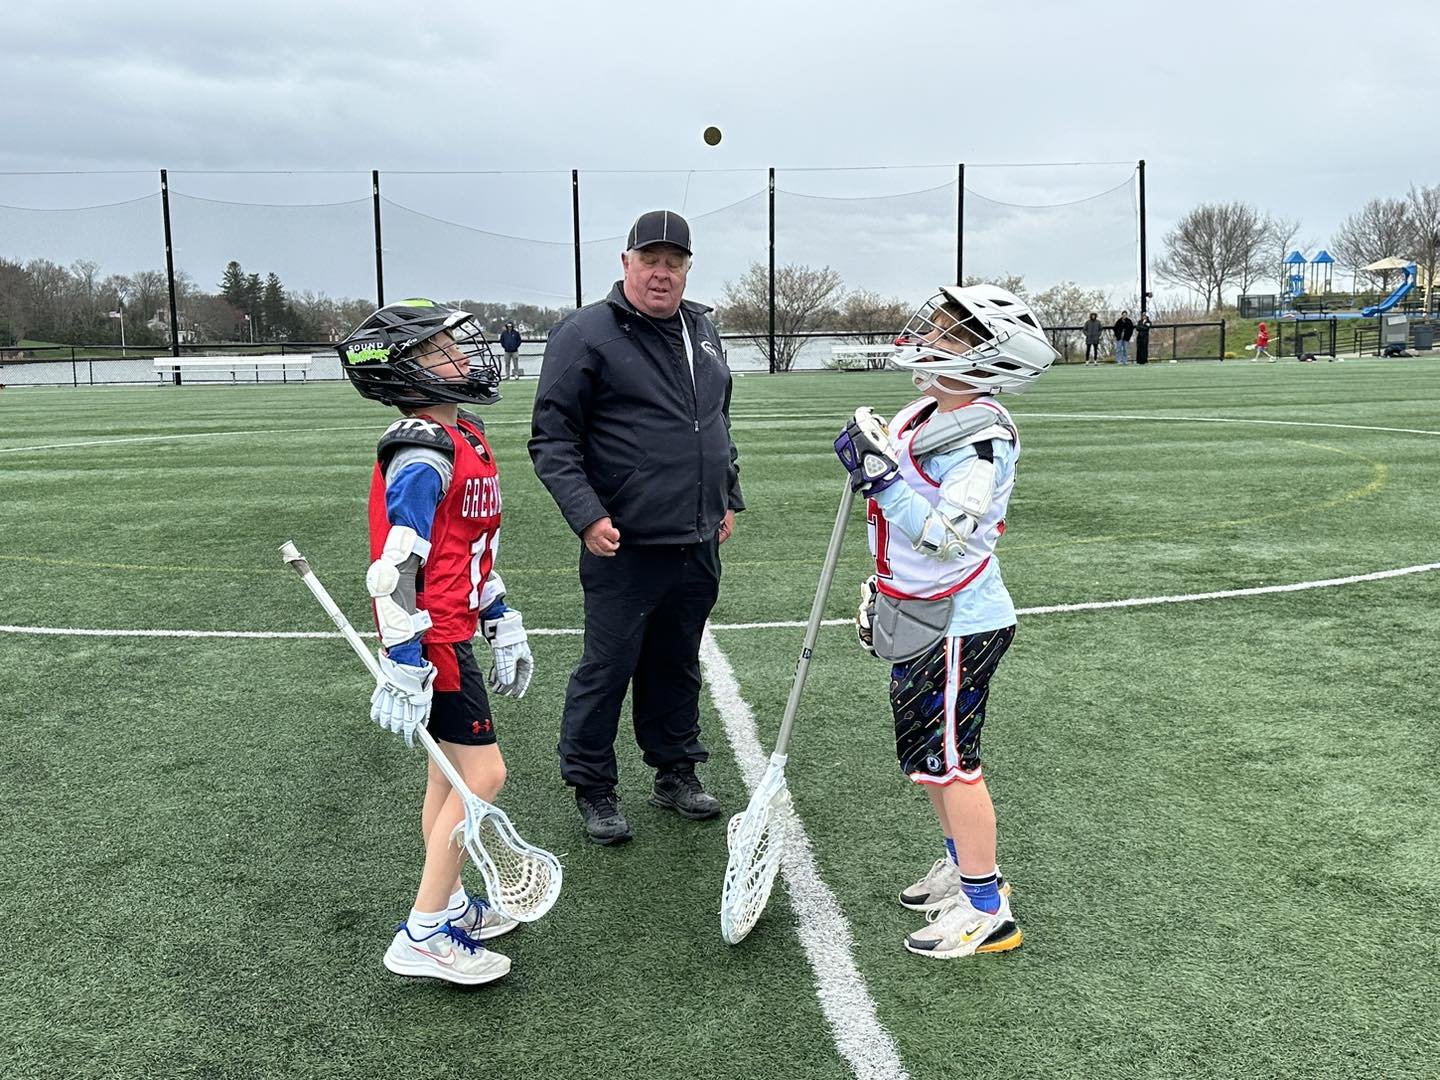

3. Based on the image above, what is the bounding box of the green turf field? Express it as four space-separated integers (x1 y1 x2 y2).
3 360 1438 1080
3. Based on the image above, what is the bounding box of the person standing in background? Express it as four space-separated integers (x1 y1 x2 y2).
1113 310 1135 365
1082 312 1103 364
500 321 523 380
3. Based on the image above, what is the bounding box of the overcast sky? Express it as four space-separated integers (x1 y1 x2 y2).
4 0 1437 308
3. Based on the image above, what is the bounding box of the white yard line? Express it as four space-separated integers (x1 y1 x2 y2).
5 559 1439 641
699 629 910 1080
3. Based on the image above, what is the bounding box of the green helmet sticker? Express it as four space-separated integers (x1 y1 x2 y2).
344 342 389 364
395 298 436 308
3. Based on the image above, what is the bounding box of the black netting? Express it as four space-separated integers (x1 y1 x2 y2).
774 166 957 301
963 164 1139 301
577 170 768 308
379 171 575 308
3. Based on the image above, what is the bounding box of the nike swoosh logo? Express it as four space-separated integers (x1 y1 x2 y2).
409 943 454 966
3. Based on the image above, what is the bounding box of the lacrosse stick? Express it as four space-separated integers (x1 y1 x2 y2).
279 541 562 923
720 479 857 944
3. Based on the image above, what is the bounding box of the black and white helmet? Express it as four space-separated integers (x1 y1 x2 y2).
892 284 1059 395
337 298 501 408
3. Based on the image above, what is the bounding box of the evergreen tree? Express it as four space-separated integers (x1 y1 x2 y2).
219 261 246 307
262 273 286 339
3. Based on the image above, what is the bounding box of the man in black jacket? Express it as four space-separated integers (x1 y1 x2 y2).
1113 310 1135 365
530 210 743 844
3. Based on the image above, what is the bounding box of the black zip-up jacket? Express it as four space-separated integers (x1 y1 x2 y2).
529 282 744 545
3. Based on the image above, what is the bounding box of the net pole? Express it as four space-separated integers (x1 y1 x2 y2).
572 170 583 310
160 169 181 368
956 162 965 284
372 170 385 307
768 167 776 373
1138 159 1149 317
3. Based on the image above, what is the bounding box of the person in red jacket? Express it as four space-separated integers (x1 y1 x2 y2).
338 298 535 987
1253 321 1274 362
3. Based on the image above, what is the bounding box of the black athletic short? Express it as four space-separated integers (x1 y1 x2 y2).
422 640 497 746
890 625 1015 785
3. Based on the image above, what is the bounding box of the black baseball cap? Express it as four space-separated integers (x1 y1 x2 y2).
627 210 692 255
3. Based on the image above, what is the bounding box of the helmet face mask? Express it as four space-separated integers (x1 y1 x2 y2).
338 299 501 409
892 284 1060 395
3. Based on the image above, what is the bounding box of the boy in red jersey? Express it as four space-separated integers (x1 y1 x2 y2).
338 298 533 986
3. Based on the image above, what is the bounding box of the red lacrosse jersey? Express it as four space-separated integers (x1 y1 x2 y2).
367 412 502 644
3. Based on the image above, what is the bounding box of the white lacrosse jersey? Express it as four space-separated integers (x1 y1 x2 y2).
867 396 1018 635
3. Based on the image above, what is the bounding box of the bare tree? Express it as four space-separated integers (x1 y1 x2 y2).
1028 281 1109 357
717 262 843 372
1258 216 1303 296
830 289 911 368
962 273 1029 297
1330 197 1413 291
1155 202 1269 311
1406 184 1440 316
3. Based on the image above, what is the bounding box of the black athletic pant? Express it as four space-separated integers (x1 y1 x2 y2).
558 538 720 791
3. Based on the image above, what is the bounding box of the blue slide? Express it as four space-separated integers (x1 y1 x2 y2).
1361 264 1416 317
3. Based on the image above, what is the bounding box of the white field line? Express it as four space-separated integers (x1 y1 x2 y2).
1020 412 1440 438
6 408 1440 458
699 629 909 1080
0 425 378 454
5 560 1439 641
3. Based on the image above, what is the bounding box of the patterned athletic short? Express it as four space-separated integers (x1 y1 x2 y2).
889 625 1015 785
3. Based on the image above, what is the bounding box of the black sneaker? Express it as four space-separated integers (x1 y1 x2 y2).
575 787 632 845
650 767 721 820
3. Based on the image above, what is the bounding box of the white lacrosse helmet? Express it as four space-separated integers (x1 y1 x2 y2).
892 284 1060 395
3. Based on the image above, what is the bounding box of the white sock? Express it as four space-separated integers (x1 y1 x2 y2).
406 908 448 937
446 887 469 915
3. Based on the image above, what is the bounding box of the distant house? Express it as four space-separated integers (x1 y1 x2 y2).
146 309 200 345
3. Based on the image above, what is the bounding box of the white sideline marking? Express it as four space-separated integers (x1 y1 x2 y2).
714 560 1440 629
1022 412 1440 438
0 425 376 454
4 560 1438 641
699 629 910 1080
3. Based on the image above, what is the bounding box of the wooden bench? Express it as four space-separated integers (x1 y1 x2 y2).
153 354 317 385
829 345 895 370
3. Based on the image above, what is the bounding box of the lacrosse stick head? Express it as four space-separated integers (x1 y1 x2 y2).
451 797 563 923
720 757 792 945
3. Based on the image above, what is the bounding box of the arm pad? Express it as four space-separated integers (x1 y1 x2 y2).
367 524 434 647
913 455 996 560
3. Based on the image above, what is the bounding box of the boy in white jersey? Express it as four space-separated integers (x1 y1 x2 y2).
833 284 1059 959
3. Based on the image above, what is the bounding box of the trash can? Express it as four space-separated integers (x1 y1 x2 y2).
1412 323 1435 351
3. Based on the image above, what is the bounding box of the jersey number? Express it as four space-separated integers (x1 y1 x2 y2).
468 530 499 610
867 498 892 578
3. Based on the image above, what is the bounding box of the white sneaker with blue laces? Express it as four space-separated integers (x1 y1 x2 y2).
383 921 511 985
451 895 519 941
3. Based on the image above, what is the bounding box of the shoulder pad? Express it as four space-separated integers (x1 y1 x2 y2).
377 416 455 466
909 403 1016 457
456 409 486 433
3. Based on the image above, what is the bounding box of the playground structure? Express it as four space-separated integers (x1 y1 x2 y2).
1240 250 1434 357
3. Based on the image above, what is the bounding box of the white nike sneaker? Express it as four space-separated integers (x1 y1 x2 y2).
451 895 519 941
904 894 1022 960
383 921 511 985
899 860 1013 912
899 858 965 912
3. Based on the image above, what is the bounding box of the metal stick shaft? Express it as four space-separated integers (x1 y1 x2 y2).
771 481 857 757
279 542 472 798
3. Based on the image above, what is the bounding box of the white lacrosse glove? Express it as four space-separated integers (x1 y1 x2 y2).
370 652 436 747
482 609 534 699
856 574 879 657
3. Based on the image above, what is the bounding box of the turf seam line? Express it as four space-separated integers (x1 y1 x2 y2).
699 628 910 1080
